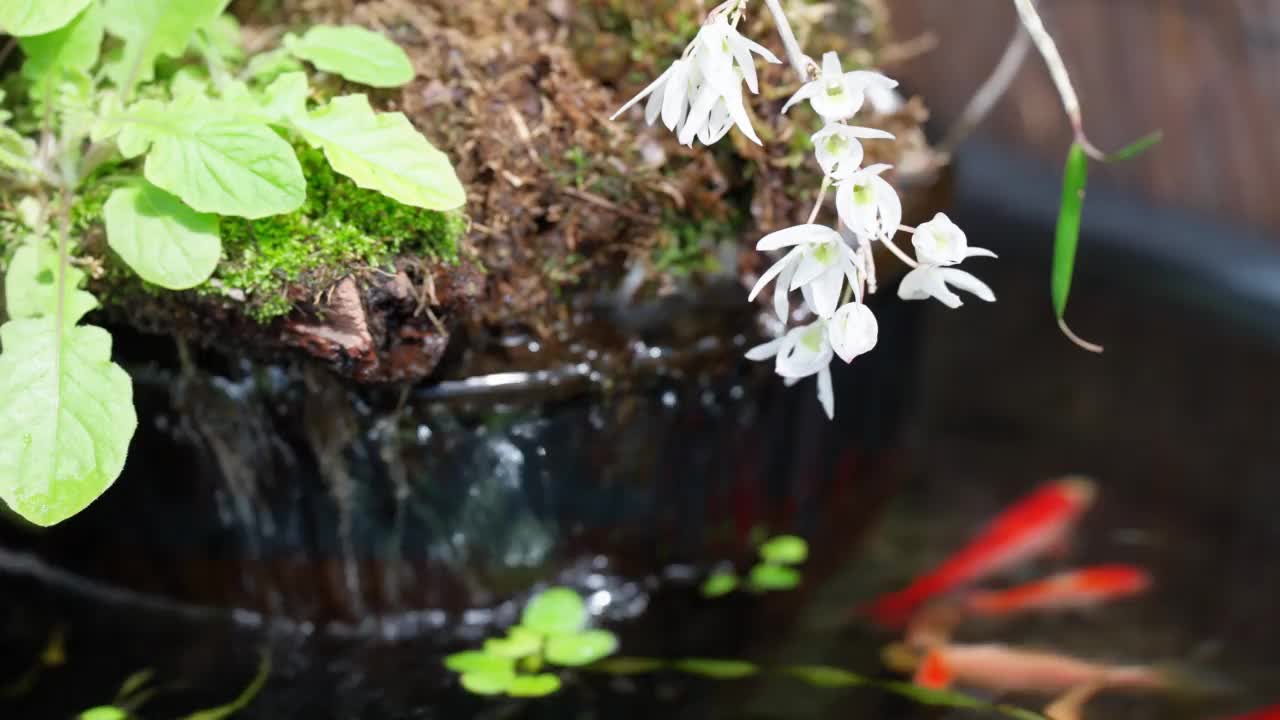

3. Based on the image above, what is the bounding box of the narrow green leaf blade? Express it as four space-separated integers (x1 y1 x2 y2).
1104 130 1162 163
672 659 759 679
1052 143 1088 319
0 320 136 526
285 25 414 88
0 0 93 36
180 651 270 720
104 183 222 290
293 94 465 211
78 708 128 720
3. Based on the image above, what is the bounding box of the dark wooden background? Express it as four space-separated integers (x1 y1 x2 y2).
888 0 1280 234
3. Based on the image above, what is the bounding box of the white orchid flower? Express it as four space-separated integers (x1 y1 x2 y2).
910 212 997 266
679 68 759 146
835 163 902 241
696 16 781 95
897 266 996 309
748 224 864 320
611 58 694 131
745 319 836 418
782 51 898 121
828 301 878 363
812 122 895 179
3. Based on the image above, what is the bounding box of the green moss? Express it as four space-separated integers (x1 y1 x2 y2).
207 145 465 321
654 210 743 277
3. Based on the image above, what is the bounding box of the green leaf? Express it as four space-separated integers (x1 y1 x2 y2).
0 128 37 176
0 319 136 526
0 0 93 36
104 183 222 290
545 630 619 667
587 657 666 675
444 651 514 675
758 535 808 565
118 99 305 218
243 48 304 84
459 670 514 696
102 0 231 92
781 665 869 689
259 72 310 124
700 571 739 598
1052 143 1088 320
114 669 155 703
78 708 129 720
1104 130 1162 163
520 587 588 636
483 627 542 660
284 25 414 88
4 246 98 324
180 650 270 720
748 563 801 591
196 15 243 63
672 659 759 679
19 3 104 95
506 674 561 698
292 94 465 211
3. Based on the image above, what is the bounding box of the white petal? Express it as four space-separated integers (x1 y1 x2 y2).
816 367 835 419
843 70 898 91
870 175 902 239
861 163 893 177
807 266 845 318
940 268 996 302
728 34 759 94
645 81 665 125
722 83 761 145
812 88 860 122
678 84 720 145
821 51 843 79
829 302 878 363
773 259 797 321
775 323 833 378
747 248 799 302
845 125 895 140
661 60 691 130
781 81 817 114
898 266 962 308
757 224 832 251
745 336 783 361
610 65 674 120
965 246 999 259
783 376 802 387
743 36 780 64
836 181 876 236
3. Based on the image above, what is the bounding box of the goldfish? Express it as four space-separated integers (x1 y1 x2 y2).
886 642 1168 696
964 564 1152 617
860 477 1098 627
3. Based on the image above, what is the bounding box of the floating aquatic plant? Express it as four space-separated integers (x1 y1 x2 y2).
700 534 810 597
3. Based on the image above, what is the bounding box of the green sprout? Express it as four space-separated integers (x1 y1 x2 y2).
445 587 620 698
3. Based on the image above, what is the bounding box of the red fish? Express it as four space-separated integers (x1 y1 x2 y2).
904 643 1167 695
861 477 1098 627
964 564 1151 617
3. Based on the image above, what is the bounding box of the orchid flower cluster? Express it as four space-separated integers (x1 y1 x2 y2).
612 2 997 419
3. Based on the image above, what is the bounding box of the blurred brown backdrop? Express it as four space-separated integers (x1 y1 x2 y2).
888 0 1280 233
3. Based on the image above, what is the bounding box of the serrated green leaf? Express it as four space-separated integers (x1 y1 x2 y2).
459 670 514 696
0 127 38 175
259 72 309 124
104 183 222 290
506 673 561 698
700 571 739 598
0 319 136 526
243 48 304 84
444 651 514 675
284 25 414 88
19 3 103 97
117 99 305 218
78 708 128 720
672 658 759 679
758 535 808 565
4 246 97 324
1104 130 1162 163
520 587 587 636
545 630 618 667
1053 143 1088 320
102 0 231 93
747 563 801 591
0 0 93 36
293 94 465 211
196 15 243 63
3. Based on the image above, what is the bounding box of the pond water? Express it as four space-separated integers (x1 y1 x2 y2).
0 192 1277 719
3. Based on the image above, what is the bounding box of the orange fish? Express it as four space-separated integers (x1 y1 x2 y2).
964 564 1151 617
1228 706 1280 720
861 477 1098 627
900 643 1167 695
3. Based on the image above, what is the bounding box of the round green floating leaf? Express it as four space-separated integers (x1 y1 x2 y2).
444 651 514 675
749 563 801 591
460 670 514 696
484 627 542 659
673 658 759 679
758 535 808 565
78 708 128 720
700 571 739 598
545 630 618 667
783 664 868 688
507 673 562 698
520 587 587 636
